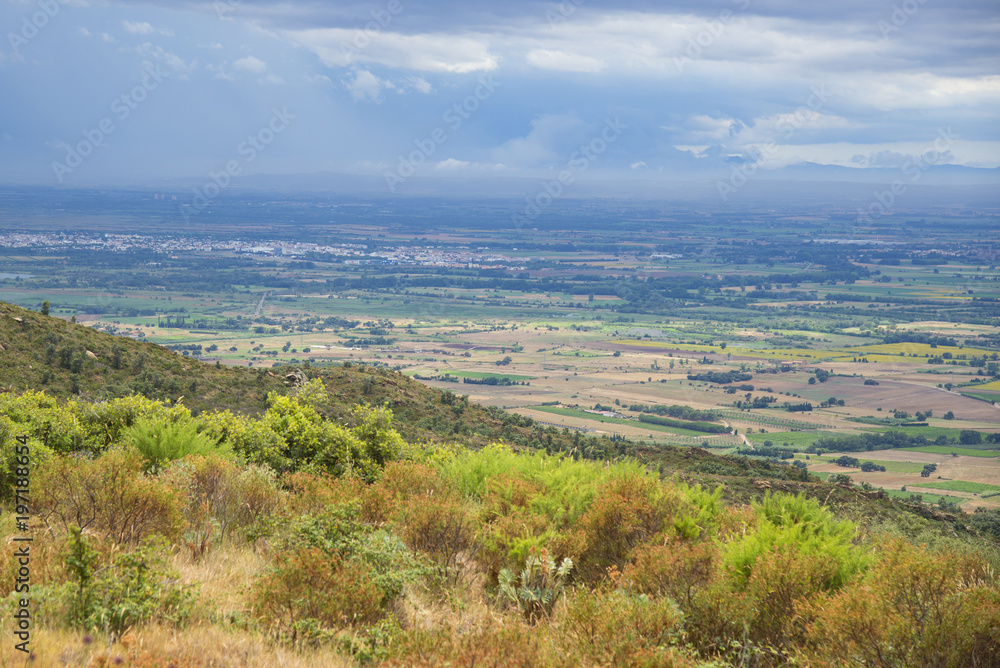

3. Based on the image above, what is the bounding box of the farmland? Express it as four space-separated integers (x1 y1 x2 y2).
1 187 998 509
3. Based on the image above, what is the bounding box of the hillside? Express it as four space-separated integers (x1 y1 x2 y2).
0 301 808 483
2 301 1000 666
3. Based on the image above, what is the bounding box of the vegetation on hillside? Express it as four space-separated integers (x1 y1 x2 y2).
2 383 999 666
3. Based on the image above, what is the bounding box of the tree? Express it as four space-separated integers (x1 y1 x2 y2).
943 411 955 420
959 430 982 445
41 300 50 316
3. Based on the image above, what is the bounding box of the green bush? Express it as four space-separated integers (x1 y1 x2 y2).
65 528 195 637
124 418 223 472
721 492 868 591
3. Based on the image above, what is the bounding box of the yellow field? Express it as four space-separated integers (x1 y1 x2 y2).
837 343 968 357
970 379 1000 391
617 340 851 362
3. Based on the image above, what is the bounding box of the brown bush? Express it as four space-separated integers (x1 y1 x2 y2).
164 454 283 549
34 449 184 544
283 471 364 517
801 539 1000 667
252 547 383 643
556 587 690 667
624 540 717 608
396 493 474 574
573 474 680 581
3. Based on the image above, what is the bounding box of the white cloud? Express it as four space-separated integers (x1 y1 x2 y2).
101 33 115 43
259 74 285 85
407 76 433 94
135 43 194 74
630 161 648 170
492 114 592 167
434 158 470 171
290 28 498 73
123 21 155 36
343 69 387 103
233 55 268 73
78 27 91 37
526 49 606 73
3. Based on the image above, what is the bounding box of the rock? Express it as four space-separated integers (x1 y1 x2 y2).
86 350 97 358
284 369 307 388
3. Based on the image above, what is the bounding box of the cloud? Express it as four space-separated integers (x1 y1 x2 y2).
123 21 155 35
434 159 506 172
630 161 648 170
259 74 285 85
491 114 593 167
407 76 433 94
290 28 498 73
434 158 470 171
233 55 268 73
526 49 606 73
135 43 194 74
78 27 91 37
343 69 388 102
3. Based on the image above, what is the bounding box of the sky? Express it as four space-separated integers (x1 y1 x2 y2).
0 0 998 188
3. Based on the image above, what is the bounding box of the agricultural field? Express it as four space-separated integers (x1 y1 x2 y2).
1 192 998 510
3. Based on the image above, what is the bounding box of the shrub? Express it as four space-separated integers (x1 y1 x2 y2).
161 454 282 553
721 492 868 592
395 492 474 577
802 540 1000 666
34 449 184 544
623 540 717 608
574 474 679 580
65 528 195 637
557 587 685 666
124 418 223 472
252 547 383 644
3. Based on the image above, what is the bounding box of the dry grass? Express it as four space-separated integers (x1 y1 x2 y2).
0 625 351 667
170 542 270 623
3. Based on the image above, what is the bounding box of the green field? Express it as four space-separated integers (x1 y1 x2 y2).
747 431 836 447
880 488 967 506
911 480 1000 494
528 406 715 437
862 425 1000 441
805 455 927 474
900 446 1000 458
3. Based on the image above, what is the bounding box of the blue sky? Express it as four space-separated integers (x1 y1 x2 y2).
1 0 997 187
